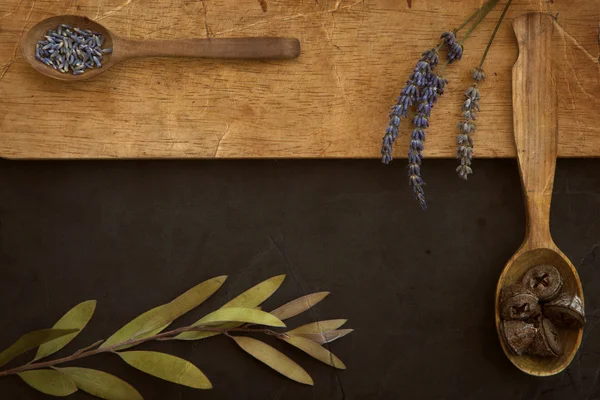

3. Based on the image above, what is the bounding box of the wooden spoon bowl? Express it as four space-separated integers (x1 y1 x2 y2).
21 15 300 81
494 12 584 377
496 248 583 376
23 15 115 81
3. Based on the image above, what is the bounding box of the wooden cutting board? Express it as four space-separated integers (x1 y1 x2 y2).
0 0 598 159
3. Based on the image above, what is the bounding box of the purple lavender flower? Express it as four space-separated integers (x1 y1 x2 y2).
447 42 464 63
407 67 447 209
441 31 456 46
456 84 481 179
441 31 463 63
472 67 486 82
381 49 438 165
381 45 448 209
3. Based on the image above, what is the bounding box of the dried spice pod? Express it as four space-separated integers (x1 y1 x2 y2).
527 318 563 357
501 320 537 356
499 284 539 321
544 293 585 329
521 264 562 301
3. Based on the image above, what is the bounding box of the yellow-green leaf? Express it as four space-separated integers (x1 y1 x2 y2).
283 335 346 369
0 329 79 368
287 319 347 335
118 351 211 389
193 307 285 328
59 367 142 400
34 300 97 361
175 306 264 341
175 275 285 341
173 329 221 341
18 369 77 397
101 306 169 350
286 319 348 335
295 329 354 344
223 275 286 308
232 336 313 385
270 292 329 320
101 275 227 349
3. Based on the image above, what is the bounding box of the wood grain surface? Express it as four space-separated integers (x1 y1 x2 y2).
0 0 598 159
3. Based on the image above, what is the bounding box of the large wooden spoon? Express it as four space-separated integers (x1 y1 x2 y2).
21 15 300 81
495 13 584 376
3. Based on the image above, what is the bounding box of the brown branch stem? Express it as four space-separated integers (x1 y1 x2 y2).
0 324 282 377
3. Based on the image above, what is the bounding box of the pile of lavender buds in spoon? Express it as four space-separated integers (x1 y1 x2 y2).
35 24 112 75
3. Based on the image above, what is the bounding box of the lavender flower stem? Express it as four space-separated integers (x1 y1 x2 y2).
460 0 502 43
438 60 450 75
453 6 485 33
478 0 514 69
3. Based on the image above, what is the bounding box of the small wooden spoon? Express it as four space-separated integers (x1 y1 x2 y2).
21 15 301 81
495 13 584 376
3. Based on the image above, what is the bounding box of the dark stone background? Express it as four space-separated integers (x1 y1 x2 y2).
0 159 599 400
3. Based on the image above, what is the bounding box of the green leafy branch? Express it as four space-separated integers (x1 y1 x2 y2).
0 275 353 399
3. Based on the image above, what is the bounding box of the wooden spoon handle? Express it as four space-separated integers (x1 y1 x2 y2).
120 37 300 60
512 13 557 249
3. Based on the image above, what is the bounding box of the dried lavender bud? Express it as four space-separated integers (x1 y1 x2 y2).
521 265 563 301
502 320 537 356
544 293 585 329
527 318 563 357
456 84 480 180
35 24 109 75
407 63 447 209
472 67 486 82
421 48 440 67
499 284 539 321
447 42 463 63
441 31 456 47
381 56 431 164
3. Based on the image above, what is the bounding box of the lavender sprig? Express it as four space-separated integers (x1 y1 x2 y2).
382 0 503 208
456 82 481 179
406 49 444 209
381 52 433 164
408 55 447 209
441 31 463 63
455 0 512 179
382 47 447 209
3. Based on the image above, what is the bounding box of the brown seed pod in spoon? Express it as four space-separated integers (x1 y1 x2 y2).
521 264 563 301
501 320 537 356
527 318 563 357
544 293 585 329
494 13 584 377
499 284 540 321
21 15 301 81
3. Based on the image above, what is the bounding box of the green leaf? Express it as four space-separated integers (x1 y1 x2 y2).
34 300 97 361
174 275 286 341
283 335 346 369
173 329 222 341
0 329 79 368
287 319 347 335
269 292 329 321
101 275 227 349
101 306 169 350
193 307 285 327
223 274 286 308
232 336 313 385
118 351 211 389
59 367 142 400
18 369 78 397
295 329 354 344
